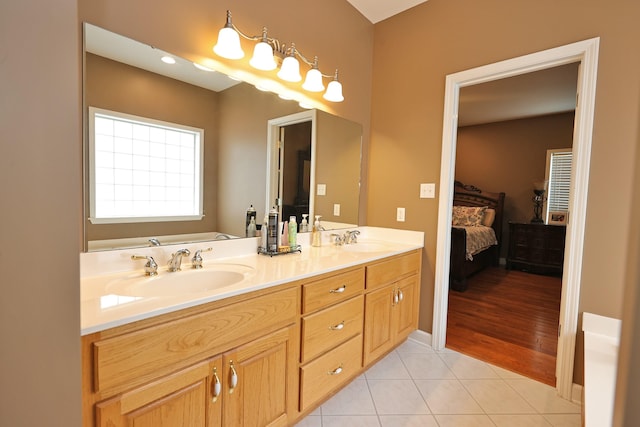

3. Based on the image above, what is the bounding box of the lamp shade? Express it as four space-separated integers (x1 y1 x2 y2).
323 80 344 102
249 41 277 71
213 27 244 60
277 56 302 82
302 68 325 92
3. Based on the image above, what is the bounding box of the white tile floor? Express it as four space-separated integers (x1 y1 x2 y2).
296 339 581 427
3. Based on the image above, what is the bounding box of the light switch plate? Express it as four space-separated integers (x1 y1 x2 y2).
397 207 405 222
333 204 341 216
420 183 436 198
317 184 326 196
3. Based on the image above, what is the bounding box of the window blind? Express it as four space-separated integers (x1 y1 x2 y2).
546 150 572 222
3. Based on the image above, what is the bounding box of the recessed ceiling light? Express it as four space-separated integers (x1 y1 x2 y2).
161 56 176 64
193 62 215 72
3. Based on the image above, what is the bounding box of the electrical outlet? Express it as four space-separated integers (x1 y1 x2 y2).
333 204 341 216
420 183 436 198
396 207 405 222
317 184 326 196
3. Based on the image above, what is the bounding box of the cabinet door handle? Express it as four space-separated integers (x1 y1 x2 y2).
211 367 221 403
327 364 344 376
329 321 345 331
329 285 347 294
398 289 404 302
393 289 399 305
228 360 238 394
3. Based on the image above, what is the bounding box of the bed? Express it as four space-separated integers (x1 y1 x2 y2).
449 181 505 292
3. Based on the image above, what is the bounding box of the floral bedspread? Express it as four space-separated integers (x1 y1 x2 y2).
453 225 497 261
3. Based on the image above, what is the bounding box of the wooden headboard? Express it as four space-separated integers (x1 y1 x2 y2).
453 181 506 244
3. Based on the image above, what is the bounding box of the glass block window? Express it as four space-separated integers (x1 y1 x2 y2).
88 107 203 223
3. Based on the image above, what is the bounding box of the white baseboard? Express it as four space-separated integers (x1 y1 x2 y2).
408 329 433 347
571 383 583 405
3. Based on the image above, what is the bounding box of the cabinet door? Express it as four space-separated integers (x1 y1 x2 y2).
394 276 419 341
363 284 394 366
223 325 298 427
96 358 222 427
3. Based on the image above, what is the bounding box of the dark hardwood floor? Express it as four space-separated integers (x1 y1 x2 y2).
446 266 562 386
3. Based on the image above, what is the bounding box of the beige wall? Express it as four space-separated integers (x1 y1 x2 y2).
85 53 220 241
1 1 82 426
456 112 575 258
369 0 640 385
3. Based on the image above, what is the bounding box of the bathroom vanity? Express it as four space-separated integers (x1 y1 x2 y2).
80 228 423 426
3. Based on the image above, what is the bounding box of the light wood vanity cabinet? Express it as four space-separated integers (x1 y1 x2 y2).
82 249 422 426
83 286 299 427
299 267 365 412
363 251 421 366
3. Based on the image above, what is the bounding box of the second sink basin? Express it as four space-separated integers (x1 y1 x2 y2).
105 263 255 297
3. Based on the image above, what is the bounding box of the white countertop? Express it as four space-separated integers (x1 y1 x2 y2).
80 227 424 335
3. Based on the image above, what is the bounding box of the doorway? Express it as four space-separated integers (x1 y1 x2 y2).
432 38 600 399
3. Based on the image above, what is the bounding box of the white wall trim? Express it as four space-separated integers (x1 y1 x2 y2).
432 37 600 400
408 329 433 347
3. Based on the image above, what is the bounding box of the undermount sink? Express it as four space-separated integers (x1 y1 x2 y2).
105 263 254 297
341 241 390 253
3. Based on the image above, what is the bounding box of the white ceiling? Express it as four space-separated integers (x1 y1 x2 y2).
346 0 429 23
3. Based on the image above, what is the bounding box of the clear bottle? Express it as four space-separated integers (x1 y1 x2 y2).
245 204 256 237
288 216 298 248
311 215 322 247
300 214 309 232
261 215 268 249
247 217 256 237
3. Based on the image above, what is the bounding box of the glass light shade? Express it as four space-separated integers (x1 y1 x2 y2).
277 56 302 82
249 41 277 71
213 27 245 60
323 80 344 102
302 68 325 92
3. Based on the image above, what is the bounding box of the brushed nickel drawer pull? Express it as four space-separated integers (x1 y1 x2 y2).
211 367 221 403
228 360 238 394
393 289 399 305
398 289 404 302
329 285 347 294
328 364 344 375
329 321 345 331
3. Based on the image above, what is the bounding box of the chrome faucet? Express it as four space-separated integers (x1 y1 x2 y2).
330 233 345 246
192 247 213 269
148 238 161 246
131 255 158 276
343 230 360 245
168 249 191 272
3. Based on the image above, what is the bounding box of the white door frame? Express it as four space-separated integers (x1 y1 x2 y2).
432 38 599 399
265 110 317 219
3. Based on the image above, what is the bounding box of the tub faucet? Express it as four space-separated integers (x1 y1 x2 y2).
168 248 191 272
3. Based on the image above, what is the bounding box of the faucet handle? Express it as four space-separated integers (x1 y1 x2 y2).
344 230 360 244
131 255 158 276
330 233 344 246
192 247 213 269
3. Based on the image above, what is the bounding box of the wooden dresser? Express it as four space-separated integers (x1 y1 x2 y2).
507 222 566 275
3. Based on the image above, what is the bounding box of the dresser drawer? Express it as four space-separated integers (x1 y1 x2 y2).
92 286 298 394
301 295 364 363
299 334 363 411
302 268 364 314
366 251 421 290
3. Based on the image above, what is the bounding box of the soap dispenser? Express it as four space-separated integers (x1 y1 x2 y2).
300 214 309 232
311 215 322 247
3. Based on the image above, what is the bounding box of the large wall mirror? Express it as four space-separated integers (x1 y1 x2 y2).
82 23 362 251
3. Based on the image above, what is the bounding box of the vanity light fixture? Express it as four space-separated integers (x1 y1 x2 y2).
213 10 344 102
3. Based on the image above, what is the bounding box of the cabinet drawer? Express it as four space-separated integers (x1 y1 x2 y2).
302 268 364 314
366 251 421 290
301 295 364 363
299 334 363 412
93 287 298 394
